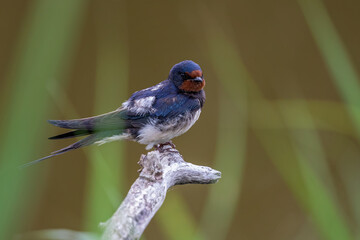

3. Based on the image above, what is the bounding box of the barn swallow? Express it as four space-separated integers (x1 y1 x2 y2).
22 60 205 167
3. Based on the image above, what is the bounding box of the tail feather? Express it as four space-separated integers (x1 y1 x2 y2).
22 129 124 168
47 119 94 130
47 110 124 130
21 134 98 168
48 129 93 140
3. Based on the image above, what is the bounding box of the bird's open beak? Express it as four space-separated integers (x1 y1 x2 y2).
193 76 203 82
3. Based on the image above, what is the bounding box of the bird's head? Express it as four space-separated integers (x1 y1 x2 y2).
169 60 205 93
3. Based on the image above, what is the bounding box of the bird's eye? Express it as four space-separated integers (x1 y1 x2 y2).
180 73 187 78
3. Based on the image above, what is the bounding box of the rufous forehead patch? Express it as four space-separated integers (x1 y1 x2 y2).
186 70 203 78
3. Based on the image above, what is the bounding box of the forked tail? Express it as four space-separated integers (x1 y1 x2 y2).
20 135 96 168
21 111 126 167
21 129 122 168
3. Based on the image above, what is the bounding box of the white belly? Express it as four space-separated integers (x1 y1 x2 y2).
137 109 201 149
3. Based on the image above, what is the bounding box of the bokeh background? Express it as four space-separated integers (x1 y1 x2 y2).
0 0 359 239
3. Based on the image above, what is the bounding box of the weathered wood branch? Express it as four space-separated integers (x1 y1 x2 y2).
101 146 221 240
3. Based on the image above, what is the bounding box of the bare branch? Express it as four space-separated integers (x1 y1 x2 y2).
101 147 221 240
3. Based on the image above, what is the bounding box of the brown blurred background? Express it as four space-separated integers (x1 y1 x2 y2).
0 0 359 240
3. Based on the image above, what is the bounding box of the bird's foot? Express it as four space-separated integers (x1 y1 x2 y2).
155 141 177 153
167 141 176 148
137 155 145 173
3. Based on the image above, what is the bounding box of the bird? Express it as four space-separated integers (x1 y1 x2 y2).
22 60 206 167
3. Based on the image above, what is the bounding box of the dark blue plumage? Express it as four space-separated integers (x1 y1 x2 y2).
22 60 206 167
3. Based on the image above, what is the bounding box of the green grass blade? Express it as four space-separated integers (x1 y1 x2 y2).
278 98 336 193
199 94 246 240
298 0 360 138
157 192 199 240
268 99 356 136
297 0 360 236
0 0 86 238
202 15 353 239
337 146 360 238
199 29 248 240
82 2 129 232
278 100 351 240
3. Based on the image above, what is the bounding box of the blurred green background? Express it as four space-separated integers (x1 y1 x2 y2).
0 0 359 239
